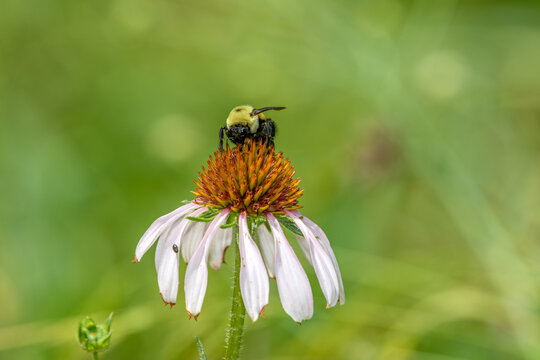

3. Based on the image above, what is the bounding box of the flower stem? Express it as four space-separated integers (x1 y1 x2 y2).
93 352 99 360
224 225 246 360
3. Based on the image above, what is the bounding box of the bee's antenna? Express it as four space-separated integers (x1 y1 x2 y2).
251 106 286 116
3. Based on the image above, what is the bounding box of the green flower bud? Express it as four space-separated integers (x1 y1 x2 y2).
77 313 113 353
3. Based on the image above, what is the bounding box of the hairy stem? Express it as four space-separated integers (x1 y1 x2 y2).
224 225 246 360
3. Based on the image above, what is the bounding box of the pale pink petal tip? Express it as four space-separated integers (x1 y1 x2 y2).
186 311 200 321
160 293 176 309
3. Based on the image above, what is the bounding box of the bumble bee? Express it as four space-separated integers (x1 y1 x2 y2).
219 105 285 151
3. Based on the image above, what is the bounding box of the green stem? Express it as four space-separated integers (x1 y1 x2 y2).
93 352 98 360
224 225 246 360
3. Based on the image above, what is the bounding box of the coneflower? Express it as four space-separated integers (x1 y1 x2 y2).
134 138 344 358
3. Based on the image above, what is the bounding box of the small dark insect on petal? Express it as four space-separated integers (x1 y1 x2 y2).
172 244 179 253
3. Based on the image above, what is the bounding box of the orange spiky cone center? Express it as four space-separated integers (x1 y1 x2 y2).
193 140 303 216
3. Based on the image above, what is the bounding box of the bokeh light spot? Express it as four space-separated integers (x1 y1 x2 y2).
415 50 467 100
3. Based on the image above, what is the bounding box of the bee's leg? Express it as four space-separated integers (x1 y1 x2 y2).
219 126 227 151
261 119 276 146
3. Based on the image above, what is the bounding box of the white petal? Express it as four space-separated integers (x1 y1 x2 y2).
266 213 313 323
288 212 340 308
209 227 233 270
289 211 345 305
181 216 209 263
256 224 276 278
184 209 230 318
154 213 202 305
135 202 198 261
295 234 312 265
154 224 180 305
154 207 205 275
239 213 269 322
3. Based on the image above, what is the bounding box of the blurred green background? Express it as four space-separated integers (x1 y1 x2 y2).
1 0 540 359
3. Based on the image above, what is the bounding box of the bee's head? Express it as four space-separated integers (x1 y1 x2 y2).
226 105 258 133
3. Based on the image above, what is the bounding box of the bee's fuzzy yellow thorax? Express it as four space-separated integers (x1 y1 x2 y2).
226 105 259 133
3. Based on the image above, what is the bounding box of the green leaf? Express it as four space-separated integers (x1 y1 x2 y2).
186 216 214 222
220 221 237 229
191 208 227 221
199 210 218 218
103 313 113 332
252 215 267 228
220 212 238 229
221 212 238 228
275 214 303 236
187 212 217 223
195 337 208 360
246 214 267 236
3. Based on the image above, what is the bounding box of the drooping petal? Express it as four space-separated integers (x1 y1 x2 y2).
135 202 198 261
160 206 206 275
154 211 204 305
184 209 230 318
181 218 209 264
295 234 312 265
154 223 180 305
209 227 233 270
266 213 313 323
239 213 269 322
289 210 345 305
256 224 276 278
287 211 340 308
